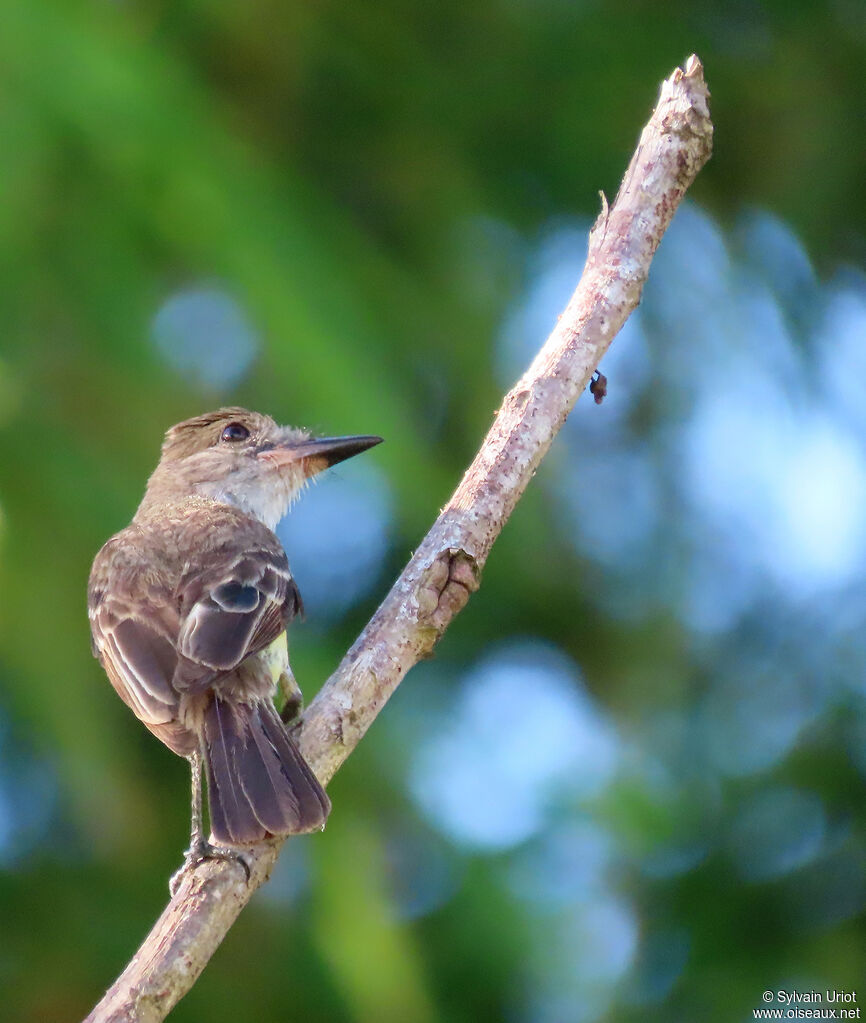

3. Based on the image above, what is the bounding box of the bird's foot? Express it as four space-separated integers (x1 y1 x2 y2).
169 838 252 896
278 671 304 729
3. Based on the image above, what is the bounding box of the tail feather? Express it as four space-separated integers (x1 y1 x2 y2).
237 714 301 833
258 700 332 825
204 697 262 845
202 696 330 846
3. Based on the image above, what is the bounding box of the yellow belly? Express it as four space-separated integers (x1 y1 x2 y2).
237 631 303 719
231 630 291 703
258 631 290 687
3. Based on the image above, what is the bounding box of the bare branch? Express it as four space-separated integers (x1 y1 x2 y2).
85 55 712 1023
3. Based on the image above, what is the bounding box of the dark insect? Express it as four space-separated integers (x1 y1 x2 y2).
589 370 608 405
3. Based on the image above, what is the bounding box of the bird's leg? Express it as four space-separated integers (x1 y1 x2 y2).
187 748 206 855
169 749 251 896
278 667 304 730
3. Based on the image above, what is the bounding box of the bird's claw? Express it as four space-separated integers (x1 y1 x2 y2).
169 839 252 896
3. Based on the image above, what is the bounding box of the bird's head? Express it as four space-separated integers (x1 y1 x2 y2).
140 407 382 528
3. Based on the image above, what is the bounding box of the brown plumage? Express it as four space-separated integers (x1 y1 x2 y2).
88 408 381 856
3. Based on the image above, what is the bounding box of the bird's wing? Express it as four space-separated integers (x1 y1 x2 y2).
88 536 182 728
174 542 302 687
89 519 303 718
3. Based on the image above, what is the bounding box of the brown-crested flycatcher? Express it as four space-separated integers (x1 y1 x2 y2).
88 408 381 878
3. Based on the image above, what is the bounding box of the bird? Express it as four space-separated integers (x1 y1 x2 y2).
87 407 382 880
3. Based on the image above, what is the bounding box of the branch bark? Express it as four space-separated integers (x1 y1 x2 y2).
85 55 712 1023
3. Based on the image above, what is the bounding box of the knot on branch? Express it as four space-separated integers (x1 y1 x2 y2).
416 547 480 631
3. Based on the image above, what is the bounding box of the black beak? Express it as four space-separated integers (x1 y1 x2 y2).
260 434 383 474
292 434 383 468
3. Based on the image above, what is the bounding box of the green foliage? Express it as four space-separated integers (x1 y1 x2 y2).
0 1 865 1021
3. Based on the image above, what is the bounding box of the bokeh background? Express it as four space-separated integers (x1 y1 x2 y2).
2 2 866 1021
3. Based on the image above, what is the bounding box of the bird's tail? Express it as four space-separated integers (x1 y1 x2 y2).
202 695 331 846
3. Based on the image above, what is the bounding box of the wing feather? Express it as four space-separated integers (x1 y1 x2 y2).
91 598 178 715
174 548 299 685
89 510 303 726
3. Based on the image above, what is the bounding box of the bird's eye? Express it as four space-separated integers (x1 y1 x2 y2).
220 422 250 443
